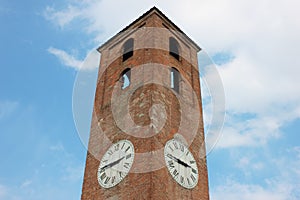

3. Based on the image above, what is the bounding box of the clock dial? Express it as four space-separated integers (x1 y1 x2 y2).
97 140 135 188
164 139 198 189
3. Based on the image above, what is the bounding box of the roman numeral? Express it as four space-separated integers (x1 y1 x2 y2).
121 142 125 150
119 171 124 178
111 176 116 184
180 176 184 184
187 178 191 185
114 144 119 151
191 174 196 182
124 162 130 169
99 168 105 174
180 144 184 152
168 160 174 168
192 168 197 174
100 172 106 180
104 177 111 184
190 160 195 164
167 154 173 159
173 169 179 177
125 146 130 153
169 146 174 152
126 154 131 159
173 142 178 149
108 150 113 156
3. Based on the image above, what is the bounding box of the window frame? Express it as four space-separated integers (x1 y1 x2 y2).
170 67 180 93
120 68 131 89
123 38 134 62
169 37 180 61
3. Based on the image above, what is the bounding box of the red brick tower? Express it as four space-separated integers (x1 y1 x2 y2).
81 7 209 199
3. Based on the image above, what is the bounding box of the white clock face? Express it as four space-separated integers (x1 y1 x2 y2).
97 140 135 188
164 139 198 189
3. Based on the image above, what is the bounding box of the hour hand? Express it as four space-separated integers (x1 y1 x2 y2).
177 158 190 168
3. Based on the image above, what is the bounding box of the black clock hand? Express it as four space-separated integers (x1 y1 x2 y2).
102 157 124 170
167 154 190 168
101 156 125 171
177 158 190 168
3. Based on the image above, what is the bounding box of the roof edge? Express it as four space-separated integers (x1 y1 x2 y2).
97 6 201 52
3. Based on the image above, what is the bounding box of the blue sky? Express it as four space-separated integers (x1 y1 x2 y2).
1 0 300 199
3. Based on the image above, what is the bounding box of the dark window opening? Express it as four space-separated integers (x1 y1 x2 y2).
169 37 180 60
120 68 131 89
171 67 180 93
123 38 134 62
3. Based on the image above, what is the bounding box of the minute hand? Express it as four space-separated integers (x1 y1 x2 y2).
168 154 191 168
101 156 125 170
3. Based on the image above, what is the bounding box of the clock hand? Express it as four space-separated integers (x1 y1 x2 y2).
177 159 197 174
110 156 125 168
167 154 179 162
177 158 190 168
101 156 125 171
167 154 190 168
176 159 198 174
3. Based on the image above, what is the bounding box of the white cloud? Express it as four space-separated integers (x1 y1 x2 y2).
42 1 300 199
44 6 82 29
48 47 82 70
43 0 300 146
212 147 300 200
234 155 264 177
217 115 282 148
48 47 99 71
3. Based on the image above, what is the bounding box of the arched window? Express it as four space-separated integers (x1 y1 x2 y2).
120 68 131 89
169 37 180 60
123 38 134 62
170 67 180 93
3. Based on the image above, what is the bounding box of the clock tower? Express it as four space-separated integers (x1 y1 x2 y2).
81 7 209 199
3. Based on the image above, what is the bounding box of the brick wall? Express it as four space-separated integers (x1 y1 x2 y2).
81 11 209 200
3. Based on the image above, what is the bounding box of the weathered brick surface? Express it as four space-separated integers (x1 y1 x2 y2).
81 8 209 200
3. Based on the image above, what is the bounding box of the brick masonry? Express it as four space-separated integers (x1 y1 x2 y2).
81 7 209 200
